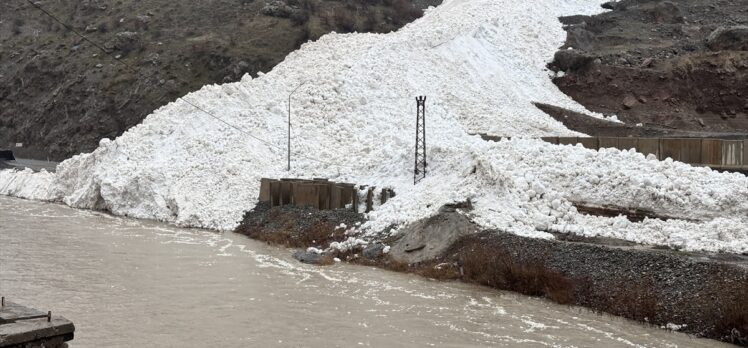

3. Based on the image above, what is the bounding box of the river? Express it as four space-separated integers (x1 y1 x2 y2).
0 196 727 347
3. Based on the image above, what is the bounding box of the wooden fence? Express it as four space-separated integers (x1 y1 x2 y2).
258 178 395 213
542 137 747 168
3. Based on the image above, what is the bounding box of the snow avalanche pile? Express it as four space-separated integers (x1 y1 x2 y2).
1 0 747 253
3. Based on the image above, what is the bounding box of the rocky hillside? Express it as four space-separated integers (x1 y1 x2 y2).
549 0 748 133
0 0 438 160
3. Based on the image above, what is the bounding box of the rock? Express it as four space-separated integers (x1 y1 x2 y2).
647 2 684 24
85 25 98 33
363 243 385 260
698 118 705 127
261 1 294 18
553 50 594 71
293 250 324 264
706 26 748 51
622 95 638 109
110 31 142 55
641 57 653 67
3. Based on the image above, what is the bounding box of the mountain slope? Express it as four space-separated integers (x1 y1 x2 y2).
0 0 435 160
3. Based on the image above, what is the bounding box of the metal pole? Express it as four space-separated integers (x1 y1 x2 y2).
288 82 308 171
288 93 291 171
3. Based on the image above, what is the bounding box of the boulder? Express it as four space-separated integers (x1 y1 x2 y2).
707 26 748 51
362 244 385 260
553 50 594 71
261 1 294 18
622 95 638 109
292 250 324 264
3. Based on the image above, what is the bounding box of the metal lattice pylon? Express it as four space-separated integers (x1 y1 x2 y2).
414 96 427 184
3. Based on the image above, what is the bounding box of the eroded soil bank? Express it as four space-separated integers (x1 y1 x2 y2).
235 203 748 346
549 0 748 133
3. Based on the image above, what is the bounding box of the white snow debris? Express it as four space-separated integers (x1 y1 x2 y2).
1 0 747 254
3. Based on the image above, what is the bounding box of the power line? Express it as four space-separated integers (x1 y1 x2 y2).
24 0 347 168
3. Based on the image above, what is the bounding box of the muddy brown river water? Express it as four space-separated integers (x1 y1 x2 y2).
0 196 729 347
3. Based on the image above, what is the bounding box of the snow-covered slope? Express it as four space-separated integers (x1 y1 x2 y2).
2 0 747 253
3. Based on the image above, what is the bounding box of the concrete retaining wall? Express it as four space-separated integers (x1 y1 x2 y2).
545 137 748 169
259 178 394 213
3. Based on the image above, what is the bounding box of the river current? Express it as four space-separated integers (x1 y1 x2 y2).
0 196 726 347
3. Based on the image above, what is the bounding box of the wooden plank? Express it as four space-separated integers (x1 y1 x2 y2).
280 181 294 205
365 187 374 213
269 181 282 207
681 138 702 164
701 139 722 165
317 184 330 210
616 137 638 151
637 138 659 158
330 185 342 209
577 137 599 150
722 140 744 166
558 137 578 146
293 183 318 208
598 137 618 149
258 178 271 202
540 136 559 145
660 138 682 161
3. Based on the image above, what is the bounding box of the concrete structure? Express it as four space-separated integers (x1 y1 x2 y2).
0 299 74 348
259 178 395 213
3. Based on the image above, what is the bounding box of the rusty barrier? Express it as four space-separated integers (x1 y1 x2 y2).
259 178 395 213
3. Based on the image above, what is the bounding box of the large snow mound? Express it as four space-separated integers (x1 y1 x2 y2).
2 0 747 253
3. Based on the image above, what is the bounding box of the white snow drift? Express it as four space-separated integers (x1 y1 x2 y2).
1 0 747 253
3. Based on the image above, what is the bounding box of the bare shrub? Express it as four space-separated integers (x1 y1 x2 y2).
333 7 357 33
458 241 574 304
290 10 310 26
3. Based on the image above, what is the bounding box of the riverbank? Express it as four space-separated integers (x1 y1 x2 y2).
235 202 748 346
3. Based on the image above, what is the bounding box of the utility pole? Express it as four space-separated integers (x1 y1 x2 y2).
414 96 427 184
288 82 308 171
